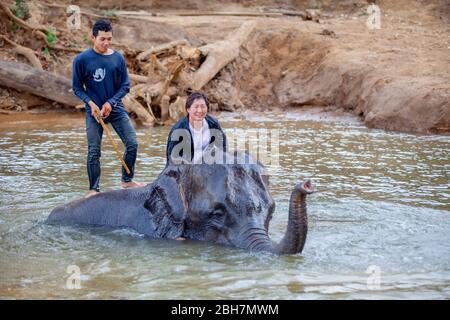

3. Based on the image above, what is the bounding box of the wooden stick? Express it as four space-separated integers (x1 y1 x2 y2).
98 118 131 175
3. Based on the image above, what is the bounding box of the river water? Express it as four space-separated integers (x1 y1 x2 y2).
0 110 449 299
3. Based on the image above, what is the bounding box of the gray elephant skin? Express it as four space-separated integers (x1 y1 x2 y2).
47 162 315 255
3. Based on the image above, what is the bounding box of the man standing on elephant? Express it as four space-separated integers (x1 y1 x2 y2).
166 92 227 165
72 19 145 197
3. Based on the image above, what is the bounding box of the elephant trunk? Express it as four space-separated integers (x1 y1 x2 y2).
273 180 314 255
241 180 314 255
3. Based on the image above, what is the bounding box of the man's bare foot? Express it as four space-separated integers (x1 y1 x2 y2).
85 190 99 198
121 181 146 189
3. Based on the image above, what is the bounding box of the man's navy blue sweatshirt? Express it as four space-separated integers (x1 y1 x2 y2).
72 48 130 122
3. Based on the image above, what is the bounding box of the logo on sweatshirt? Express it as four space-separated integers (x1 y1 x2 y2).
93 68 106 82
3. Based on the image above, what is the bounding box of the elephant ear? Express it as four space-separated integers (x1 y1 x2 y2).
144 168 187 239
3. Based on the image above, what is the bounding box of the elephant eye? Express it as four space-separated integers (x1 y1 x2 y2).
210 210 223 218
211 203 226 217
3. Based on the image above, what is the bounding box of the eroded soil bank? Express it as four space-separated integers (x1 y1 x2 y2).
0 0 449 134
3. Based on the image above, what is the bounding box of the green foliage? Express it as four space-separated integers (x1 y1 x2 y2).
46 28 57 45
11 0 30 20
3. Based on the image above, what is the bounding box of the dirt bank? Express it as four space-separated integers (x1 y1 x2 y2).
0 0 449 134
222 13 450 134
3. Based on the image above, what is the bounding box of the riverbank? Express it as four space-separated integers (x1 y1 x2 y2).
0 0 449 134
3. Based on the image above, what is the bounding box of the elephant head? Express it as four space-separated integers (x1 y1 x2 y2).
144 162 315 255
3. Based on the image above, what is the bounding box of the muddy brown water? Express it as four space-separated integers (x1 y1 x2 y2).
0 110 449 299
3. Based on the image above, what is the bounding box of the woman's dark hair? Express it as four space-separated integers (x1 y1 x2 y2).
92 19 112 37
185 92 209 110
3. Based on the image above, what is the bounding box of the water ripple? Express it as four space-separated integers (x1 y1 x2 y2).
0 115 449 299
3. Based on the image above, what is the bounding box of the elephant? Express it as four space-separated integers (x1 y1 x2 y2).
46 160 315 255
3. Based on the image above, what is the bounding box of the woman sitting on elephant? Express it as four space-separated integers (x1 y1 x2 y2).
166 92 227 165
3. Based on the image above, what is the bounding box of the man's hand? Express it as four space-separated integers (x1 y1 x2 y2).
88 101 101 123
101 102 112 118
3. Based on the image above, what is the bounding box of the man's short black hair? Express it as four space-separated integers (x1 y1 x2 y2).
92 19 112 37
186 92 209 110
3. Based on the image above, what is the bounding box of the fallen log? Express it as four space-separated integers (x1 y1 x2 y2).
0 60 155 125
123 95 155 126
137 39 189 61
192 21 256 90
149 54 168 75
129 73 149 83
114 9 318 20
0 60 78 106
166 11 283 17
275 9 321 22
114 10 157 16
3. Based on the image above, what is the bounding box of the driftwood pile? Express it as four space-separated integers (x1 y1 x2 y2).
0 0 256 126
122 21 255 126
